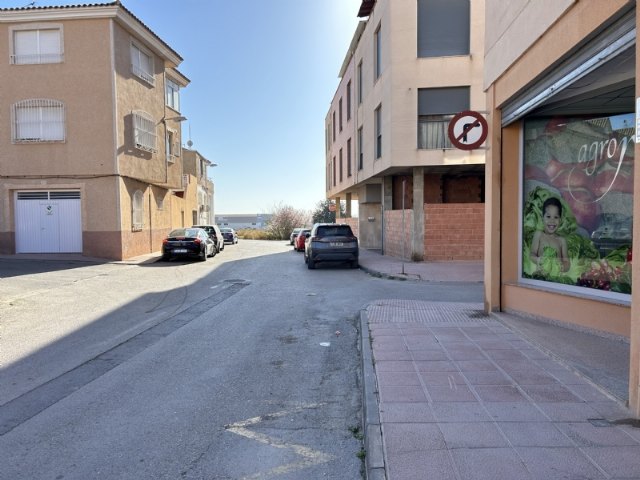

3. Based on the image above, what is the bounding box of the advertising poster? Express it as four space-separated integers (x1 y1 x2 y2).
522 114 633 294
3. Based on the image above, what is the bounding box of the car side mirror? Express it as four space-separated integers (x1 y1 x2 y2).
305 233 310 238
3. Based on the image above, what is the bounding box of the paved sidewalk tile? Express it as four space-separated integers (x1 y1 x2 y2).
366 300 640 480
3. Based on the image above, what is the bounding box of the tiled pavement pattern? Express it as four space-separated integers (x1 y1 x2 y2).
366 300 640 480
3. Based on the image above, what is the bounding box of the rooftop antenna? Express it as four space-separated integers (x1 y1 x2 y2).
24 1 36 6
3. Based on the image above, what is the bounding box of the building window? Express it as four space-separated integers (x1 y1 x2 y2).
12 99 65 143
166 78 180 111
375 105 382 159
417 0 470 57
418 87 469 149
132 190 144 231
332 111 336 141
522 114 634 297
131 42 155 86
347 138 352 177
333 156 337 186
133 110 157 152
374 23 381 80
166 129 179 162
347 81 352 121
357 61 363 104
339 148 343 182
339 98 343 132
10 26 63 64
358 127 363 170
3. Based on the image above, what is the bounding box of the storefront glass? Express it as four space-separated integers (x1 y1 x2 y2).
522 114 634 295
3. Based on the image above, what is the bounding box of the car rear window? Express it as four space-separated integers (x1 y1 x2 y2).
316 226 353 237
170 228 200 238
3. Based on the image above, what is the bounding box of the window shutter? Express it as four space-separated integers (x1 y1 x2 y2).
39 29 61 60
14 30 38 63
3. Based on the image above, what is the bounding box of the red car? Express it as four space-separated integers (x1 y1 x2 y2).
294 228 311 252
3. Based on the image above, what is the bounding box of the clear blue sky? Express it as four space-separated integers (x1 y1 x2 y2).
2 0 363 214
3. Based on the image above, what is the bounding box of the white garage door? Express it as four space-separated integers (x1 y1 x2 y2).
15 191 82 253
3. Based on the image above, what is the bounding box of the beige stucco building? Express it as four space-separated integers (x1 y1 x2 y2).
326 0 486 261
484 0 639 415
0 2 194 260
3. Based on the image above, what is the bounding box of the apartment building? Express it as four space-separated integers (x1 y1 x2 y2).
483 0 638 414
326 0 485 261
180 148 215 227
0 2 189 259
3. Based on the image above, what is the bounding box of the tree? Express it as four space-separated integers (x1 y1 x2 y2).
265 203 310 240
311 199 346 224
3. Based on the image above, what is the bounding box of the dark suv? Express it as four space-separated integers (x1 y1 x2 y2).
304 223 358 269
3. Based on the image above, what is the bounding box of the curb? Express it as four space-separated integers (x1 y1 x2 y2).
360 310 387 480
359 265 412 281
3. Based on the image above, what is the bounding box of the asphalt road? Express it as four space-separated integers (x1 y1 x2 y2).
0 240 482 479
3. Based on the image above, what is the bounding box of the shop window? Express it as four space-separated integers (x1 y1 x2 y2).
522 114 633 297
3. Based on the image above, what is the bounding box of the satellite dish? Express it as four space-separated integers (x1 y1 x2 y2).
187 140 193 148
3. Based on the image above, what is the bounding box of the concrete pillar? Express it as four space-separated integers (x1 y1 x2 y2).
335 196 341 220
345 193 352 218
485 85 502 314
383 177 393 254
412 167 425 261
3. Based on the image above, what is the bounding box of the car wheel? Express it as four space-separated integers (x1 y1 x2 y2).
351 260 359 269
161 254 170 262
307 256 315 269
209 246 216 257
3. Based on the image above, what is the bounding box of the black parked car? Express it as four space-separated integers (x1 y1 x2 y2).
304 223 358 269
220 227 238 244
161 228 215 261
192 224 224 253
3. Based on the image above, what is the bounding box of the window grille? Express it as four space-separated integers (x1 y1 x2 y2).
132 190 144 231
130 43 155 86
133 111 157 152
418 116 454 149
12 99 65 142
11 28 63 65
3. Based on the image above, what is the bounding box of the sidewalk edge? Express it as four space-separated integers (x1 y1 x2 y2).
360 310 386 480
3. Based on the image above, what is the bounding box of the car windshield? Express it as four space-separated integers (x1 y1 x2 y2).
221 228 231 233
316 226 353 238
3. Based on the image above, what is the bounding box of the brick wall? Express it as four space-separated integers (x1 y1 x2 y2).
424 204 484 261
341 217 359 238
384 209 412 259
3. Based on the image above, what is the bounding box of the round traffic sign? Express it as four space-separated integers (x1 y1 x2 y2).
447 110 488 150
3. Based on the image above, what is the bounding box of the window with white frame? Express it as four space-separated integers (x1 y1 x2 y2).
132 110 157 152
132 190 144 231
12 99 65 142
130 42 155 86
11 26 63 64
166 78 180 111
166 129 180 162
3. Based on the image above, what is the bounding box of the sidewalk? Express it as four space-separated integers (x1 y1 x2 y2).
357 249 639 480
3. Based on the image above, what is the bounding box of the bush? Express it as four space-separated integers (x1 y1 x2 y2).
236 229 274 240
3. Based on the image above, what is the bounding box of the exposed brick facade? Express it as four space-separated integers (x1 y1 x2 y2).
424 204 484 261
384 210 412 259
341 217 359 238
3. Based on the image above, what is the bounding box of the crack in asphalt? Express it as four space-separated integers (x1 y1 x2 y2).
0 281 248 436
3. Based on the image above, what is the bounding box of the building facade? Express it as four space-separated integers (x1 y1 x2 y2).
181 148 214 227
326 0 486 261
484 0 639 415
0 2 189 260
